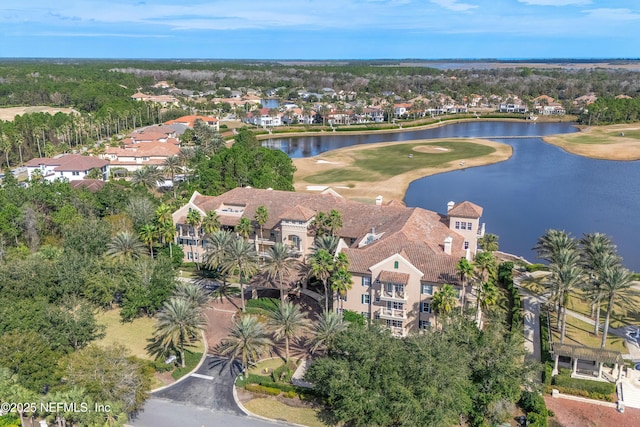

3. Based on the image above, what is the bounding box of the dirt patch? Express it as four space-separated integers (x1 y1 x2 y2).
545 396 640 427
412 145 449 153
0 106 77 121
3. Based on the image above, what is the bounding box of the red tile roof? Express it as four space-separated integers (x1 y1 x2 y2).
448 201 483 218
25 154 108 171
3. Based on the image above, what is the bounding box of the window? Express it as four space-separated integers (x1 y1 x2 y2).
361 311 369 319
467 222 473 231
340 294 347 302
362 276 372 287
455 221 460 229
387 319 403 328
375 294 380 303
419 320 431 330
187 252 193 260
464 241 469 250
460 222 467 230
421 284 433 295
421 302 432 313
361 294 371 304
387 301 404 310
393 261 399 269
374 311 380 319
72 171 80 176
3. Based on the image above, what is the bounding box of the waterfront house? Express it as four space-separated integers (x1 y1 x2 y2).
26 154 109 182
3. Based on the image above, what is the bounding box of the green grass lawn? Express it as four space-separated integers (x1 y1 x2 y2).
305 140 495 184
95 308 156 360
248 358 288 376
567 289 640 329
550 311 627 353
243 398 332 427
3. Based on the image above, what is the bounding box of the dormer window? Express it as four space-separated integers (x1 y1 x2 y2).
394 261 399 269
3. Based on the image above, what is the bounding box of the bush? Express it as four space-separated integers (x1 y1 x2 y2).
519 391 549 427
246 383 281 396
272 361 296 383
148 359 174 373
343 310 366 327
285 390 297 399
542 363 553 385
552 371 616 401
526 263 548 272
245 298 280 314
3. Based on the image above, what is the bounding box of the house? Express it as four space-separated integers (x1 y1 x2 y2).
243 108 283 127
130 92 179 106
172 188 486 336
164 115 220 131
498 98 528 113
394 103 412 117
102 142 181 172
25 154 109 182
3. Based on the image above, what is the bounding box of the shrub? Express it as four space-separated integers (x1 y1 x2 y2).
148 359 174 373
246 383 281 396
519 391 549 427
285 390 297 399
245 298 280 314
525 263 548 272
343 310 366 327
551 371 616 401
272 361 296 383
542 363 553 385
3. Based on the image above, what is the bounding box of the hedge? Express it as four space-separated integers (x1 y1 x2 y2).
519 391 549 427
246 383 281 396
525 263 548 272
552 371 616 401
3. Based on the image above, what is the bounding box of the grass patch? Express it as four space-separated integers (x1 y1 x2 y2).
567 289 640 329
304 139 495 184
171 350 204 380
95 308 156 360
248 357 287 376
549 311 627 353
243 398 332 427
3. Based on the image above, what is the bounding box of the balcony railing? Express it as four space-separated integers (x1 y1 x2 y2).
389 326 407 337
378 308 407 320
377 289 408 302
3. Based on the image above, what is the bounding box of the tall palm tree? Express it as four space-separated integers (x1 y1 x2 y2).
313 235 340 254
456 257 474 315
478 233 499 253
478 280 500 312
310 310 348 354
473 251 496 318
579 233 621 336
534 229 577 264
203 229 234 285
222 237 259 312
327 209 343 236
331 268 352 311
548 247 584 343
201 211 221 235
139 224 156 258
254 205 269 241
267 301 311 362
105 231 147 263
263 243 299 301
219 315 273 373
431 284 458 328
600 265 634 348
153 297 206 368
235 217 253 240
163 155 183 196
308 249 334 313
131 165 164 190
174 282 210 313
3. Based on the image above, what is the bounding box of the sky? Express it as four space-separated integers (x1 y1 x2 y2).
0 0 639 60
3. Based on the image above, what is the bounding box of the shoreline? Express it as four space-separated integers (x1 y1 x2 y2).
542 123 640 161
293 137 513 203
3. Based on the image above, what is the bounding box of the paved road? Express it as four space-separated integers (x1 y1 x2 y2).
131 356 286 427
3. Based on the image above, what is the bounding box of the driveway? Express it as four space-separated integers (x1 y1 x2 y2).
131 356 285 427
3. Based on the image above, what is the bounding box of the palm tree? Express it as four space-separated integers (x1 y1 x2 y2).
139 224 156 258
431 284 458 328
105 231 147 263
548 247 584 343
313 235 340 254
163 155 183 196
579 233 621 336
235 217 253 240
310 310 348 354
478 280 500 312
308 249 334 313
331 268 352 311
473 251 496 318
174 282 210 313
153 297 206 368
456 257 474 315
186 209 202 236
219 315 273 373
131 165 164 190
263 243 299 301
266 301 311 362
203 229 234 285
327 209 343 236
478 233 499 253
201 211 221 235
600 265 634 348
254 205 269 241
222 237 259 312
534 229 577 264
310 211 328 237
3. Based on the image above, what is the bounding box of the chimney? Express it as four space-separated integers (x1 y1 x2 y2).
447 201 455 213
444 236 453 255
375 195 383 206
371 227 376 235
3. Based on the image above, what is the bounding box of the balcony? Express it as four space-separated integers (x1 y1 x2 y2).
389 326 408 338
377 289 408 302
378 308 407 320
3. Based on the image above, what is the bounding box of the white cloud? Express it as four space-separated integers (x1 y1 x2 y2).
431 0 478 11
517 0 590 5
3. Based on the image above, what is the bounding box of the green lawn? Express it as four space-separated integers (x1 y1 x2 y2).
550 311 627 353
243 398 332 427
248 358 288 376
95 308 156 360
305 140 495 184
567 289 640 329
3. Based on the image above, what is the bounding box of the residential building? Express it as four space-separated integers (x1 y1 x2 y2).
130 92 179 106
164 115 220 131
172 188 485 336
25 154 109 182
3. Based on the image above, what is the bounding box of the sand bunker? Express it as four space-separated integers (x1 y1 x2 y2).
316 159 339 164
412 146 450 153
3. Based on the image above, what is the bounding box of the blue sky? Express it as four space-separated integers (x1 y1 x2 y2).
1 0 638 59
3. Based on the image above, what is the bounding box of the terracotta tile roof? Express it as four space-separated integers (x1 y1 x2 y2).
69 179 106 192
281 205 316 221
164 115 218 127
448 201 483 218
377 271 410 285
25 154 108 171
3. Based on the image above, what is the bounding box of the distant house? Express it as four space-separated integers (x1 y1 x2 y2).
498 100 528 113
394 103 412 117
102 142 181 172
131 92 179 106
243 108 282 127
26 154 109 182
164 115 220 131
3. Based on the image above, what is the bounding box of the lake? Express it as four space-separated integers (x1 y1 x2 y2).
266 121 640 271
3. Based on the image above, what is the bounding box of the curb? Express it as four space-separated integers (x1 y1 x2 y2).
149 330 209 394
